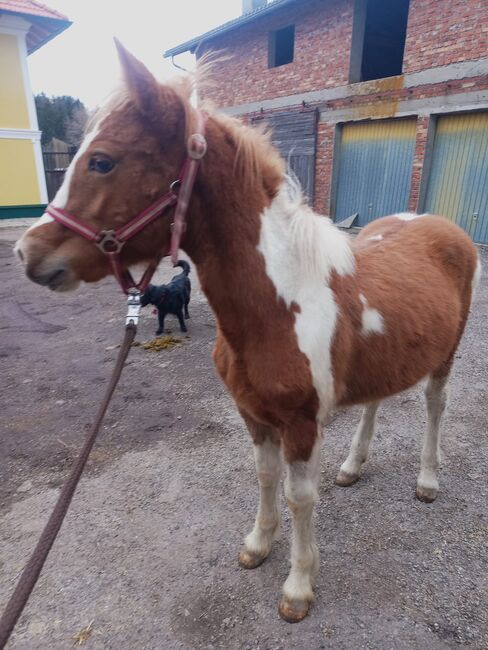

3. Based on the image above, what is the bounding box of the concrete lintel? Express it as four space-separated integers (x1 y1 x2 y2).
222 56 488 116
318 90 488 124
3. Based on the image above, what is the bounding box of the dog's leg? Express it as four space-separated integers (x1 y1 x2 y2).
177 309 188 333
156 310 165 336
184 298 190 319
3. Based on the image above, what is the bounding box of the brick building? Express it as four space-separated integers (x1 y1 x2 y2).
165 0 488 243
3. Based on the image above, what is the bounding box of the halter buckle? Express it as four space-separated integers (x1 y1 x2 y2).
96 230 125 254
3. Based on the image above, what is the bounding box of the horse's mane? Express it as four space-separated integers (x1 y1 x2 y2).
185 55 285 190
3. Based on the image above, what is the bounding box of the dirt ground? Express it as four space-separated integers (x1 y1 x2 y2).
0 224 487 650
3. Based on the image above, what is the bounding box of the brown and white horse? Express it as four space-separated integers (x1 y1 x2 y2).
15 44 480 622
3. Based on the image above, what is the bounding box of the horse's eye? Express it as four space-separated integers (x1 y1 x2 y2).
89 156 115 174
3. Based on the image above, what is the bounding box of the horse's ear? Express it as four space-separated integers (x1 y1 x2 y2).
114 38 161 116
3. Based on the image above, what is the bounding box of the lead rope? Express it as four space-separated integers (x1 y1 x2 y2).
0 291 141 649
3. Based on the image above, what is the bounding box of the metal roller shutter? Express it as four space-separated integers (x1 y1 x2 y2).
334 118 417 226
423 112 488 244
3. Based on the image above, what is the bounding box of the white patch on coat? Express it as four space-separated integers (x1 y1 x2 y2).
26 121 102 236
359 293 384 335
282 434 321 604
243 438 282 559
472 257 482 297
257 177 355 421
367 234 383 241
52 122 101 208
395 212 423 221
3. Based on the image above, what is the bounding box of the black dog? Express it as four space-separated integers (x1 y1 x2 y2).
141 260 191 335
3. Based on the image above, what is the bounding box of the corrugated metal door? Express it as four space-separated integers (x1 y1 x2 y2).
334 119 417 226
252 111 317 203
423 112 488 244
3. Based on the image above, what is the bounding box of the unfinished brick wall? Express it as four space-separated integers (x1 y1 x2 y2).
314 122 336 215
195 0 487 218
408 115 430 212
200 0 487 110
200 0 352 108
403 0 488 73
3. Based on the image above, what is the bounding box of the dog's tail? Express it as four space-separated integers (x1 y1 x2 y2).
174 260 191 275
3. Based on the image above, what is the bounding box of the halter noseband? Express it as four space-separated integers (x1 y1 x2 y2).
45 111 207 294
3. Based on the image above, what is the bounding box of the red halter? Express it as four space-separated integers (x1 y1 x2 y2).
45 111 207 294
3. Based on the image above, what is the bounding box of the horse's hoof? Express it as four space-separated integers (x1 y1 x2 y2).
238 549 267 570
278 597 310 623
335 470 360 487
416 485 438 503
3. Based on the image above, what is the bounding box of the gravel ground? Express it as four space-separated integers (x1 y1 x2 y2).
0 225 487 649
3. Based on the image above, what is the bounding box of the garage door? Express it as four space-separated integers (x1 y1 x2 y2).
252 110 317 204
423 112 488 244
334 119 417 226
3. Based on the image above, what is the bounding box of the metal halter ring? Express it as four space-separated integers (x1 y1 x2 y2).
96 230 125 254
169 179 181 196
187 133 207 160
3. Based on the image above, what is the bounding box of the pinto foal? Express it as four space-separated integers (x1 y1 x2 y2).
15 44 480 622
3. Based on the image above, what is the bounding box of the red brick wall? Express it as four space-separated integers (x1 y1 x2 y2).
408 116 430 211
201 0 487 110
200 0 352 108
314 122 336 215
403 0 488 73
196 0 487 219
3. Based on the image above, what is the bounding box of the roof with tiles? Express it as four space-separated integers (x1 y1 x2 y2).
164 0 300 58
0 0 71 53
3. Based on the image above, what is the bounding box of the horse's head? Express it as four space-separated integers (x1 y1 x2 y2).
16 41 193 291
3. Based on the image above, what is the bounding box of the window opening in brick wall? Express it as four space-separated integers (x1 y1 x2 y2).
350 0 410 82
269 25 295 68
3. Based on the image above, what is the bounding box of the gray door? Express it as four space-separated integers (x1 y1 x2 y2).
333 118 417 226
252 110 317 203
423 112 488 244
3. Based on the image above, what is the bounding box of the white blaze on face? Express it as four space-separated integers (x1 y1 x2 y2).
257 180 355 421
359 293 385 335
25 122 101 235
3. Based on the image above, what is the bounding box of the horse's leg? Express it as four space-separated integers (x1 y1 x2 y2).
336 401 380 486
279 428 321 623
416 372 449 502
239 417 282 570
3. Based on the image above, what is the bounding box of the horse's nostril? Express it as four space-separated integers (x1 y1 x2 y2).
26 266 67 289
43 268 67 289
17 248 24 262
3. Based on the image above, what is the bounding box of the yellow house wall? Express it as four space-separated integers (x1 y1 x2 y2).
0 33 30 129
0 139 41 205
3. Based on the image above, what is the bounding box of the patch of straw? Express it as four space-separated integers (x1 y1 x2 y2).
72 620 94 646
141 335 183 352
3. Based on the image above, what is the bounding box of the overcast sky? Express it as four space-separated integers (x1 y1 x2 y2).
28 0 243 108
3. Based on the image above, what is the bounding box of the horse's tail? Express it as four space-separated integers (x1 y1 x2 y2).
174 260 191 276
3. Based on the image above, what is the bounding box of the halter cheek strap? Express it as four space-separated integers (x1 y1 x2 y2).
45 111 207 295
